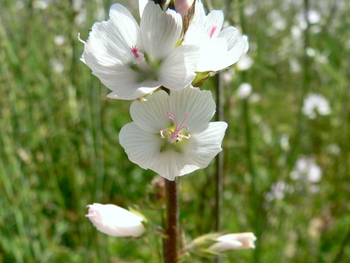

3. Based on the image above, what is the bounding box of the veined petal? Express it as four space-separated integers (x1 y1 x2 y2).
83 4 140 64
107 82 160 100
159 45 199 90
119 122 162 169
149 149 201 180
184 122 227 167
140 2 182 60
85 56 160 100
219 27 249 68
183 23 210 46
130 90 171 132
195 37 228 72
109 4 140 57
169 87 216 133
85 59 138 88
138 0 149 18
203 10 224 37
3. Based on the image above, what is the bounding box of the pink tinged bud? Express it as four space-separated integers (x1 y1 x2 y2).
86 203 146 237
209 233 257 251
174 0 194 17
160 112 190 143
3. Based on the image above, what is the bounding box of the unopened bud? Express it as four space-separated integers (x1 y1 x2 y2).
209 233 257 251
86 203 146 237
174 0 194 17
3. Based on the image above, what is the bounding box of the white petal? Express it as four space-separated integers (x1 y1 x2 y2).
140 2 182 60
107 83 159 100
195 37 228 72
138 0 149 18
109 4 140 52
84 4 139 64
85 58 160 100
183 23 209 46
130 90 171 133
183 122 227 168
184 23 227 72
159 45 199 90
169 87 216 133
203 10 224 37
149 149 200 180
219 27 249 68
119 122 162 169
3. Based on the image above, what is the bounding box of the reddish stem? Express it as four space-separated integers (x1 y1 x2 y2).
164 179 178 263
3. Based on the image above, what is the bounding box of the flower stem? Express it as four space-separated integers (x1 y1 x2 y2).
214 73 224 263
164 179 178 263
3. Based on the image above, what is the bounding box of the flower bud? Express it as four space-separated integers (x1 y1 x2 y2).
174 0 194 17
86 203 146 237
209 233 257 251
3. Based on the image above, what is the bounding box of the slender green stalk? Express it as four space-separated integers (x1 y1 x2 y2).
164 179 178 263
214 73 224 263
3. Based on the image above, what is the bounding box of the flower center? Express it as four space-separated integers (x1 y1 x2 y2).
209 25 218 39
160 112 191 144
129 45 158 82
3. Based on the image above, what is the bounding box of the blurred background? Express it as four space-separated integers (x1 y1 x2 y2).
1 0 349 262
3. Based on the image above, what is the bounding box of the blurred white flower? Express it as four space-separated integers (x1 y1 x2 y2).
280 133 290 151
306 47 316 57
291 156 322 183
119 86 227 180
307 10 321 24
302 93 331 119
183 0 248 72
50 59 64 73
81 2 199 100
86 203 145 237
289 58 301 73
244 5 257 16
236 83 252 99
54 35 65 46
265 181 291 201
236 54 254 71
209 233 257 251
33 0 50 9
326 144 341 155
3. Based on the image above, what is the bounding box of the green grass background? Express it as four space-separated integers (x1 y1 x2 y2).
1 0 349 262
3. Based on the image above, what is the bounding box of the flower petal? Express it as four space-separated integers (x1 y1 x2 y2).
83 4 140 64
183 122 227 168
159 45 199 90
169 87 216 133
130 90 171 132
219 27 249 68
119 122 162 169
148 149 200 180
140 2 182 60
203 10 224 37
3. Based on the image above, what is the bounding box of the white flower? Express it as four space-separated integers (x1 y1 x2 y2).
265 181 291 201
236 54 254 71
302 93 331 119
291 156 322 183
209 233 257 251
86 203 145 237
81 2 199 100
236 83 252 99
183 0 248 72
119 86 227 180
